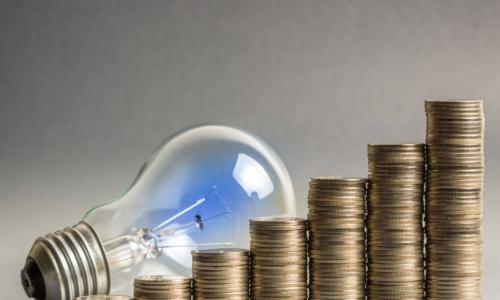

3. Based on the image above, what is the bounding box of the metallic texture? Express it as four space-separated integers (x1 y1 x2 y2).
21 222 110 300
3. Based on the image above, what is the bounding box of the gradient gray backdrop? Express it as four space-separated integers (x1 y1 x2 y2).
1 0 499 298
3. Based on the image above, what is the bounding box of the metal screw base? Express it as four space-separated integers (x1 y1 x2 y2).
21 222 110 300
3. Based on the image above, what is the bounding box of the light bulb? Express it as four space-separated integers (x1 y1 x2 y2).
21 125 295 300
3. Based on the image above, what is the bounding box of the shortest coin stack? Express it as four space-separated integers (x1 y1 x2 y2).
250 217 308 300
192 248 250 299
134 275 192 300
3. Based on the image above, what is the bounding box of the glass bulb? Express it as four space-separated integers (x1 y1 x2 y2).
21 125 295 300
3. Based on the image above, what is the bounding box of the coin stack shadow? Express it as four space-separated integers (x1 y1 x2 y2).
367 144 425 299
133 275 192 300
307 177 367 300
192 248 250 299
425 100 484 299
249 217 308 299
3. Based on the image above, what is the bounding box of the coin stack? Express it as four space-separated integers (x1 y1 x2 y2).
367 144 425 299
133 275 192 300
307 177 367 300
192 248 249 299
425 100 484 299
250 217 307 299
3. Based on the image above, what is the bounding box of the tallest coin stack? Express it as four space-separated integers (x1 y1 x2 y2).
425 100 484 299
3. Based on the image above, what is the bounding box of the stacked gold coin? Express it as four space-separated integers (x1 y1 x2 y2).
250 217 307 299
133 275 191 300
307 177 367 300
425 100 484 299
192 248 249 299
367 144 425 299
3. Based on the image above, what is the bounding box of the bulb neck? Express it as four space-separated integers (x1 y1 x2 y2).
21 222 110 300
102 228 162 272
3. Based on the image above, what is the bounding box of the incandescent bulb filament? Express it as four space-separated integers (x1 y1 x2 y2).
103 186 234 272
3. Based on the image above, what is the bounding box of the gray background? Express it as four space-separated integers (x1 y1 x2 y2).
1 0 499 298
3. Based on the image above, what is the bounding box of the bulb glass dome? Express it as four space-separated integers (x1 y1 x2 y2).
82 125 295 293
